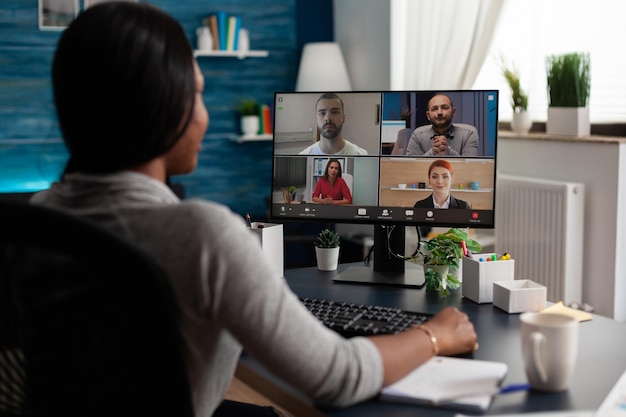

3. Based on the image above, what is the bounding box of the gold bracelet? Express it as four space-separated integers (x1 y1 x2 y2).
416 324 439 356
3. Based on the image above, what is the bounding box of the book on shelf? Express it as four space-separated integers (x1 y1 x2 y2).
202 12 246 52
261 104 272 135
226 15 241 51
208 14 219 51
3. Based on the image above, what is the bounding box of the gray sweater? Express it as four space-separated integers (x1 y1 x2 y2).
31 171 382 416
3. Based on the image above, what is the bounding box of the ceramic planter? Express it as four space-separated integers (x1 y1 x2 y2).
547 107 590 137
241 115 260 136
315 247 339 271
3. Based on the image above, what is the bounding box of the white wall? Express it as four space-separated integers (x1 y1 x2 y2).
498 133 626 321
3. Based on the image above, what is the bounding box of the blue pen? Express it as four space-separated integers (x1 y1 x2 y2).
499 383 531 394
436 383 531 404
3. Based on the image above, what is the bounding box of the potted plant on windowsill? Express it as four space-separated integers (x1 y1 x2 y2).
546 52 591 137
499 56 531 134
409 228 482 297
315 228 340 271
238 99 260 137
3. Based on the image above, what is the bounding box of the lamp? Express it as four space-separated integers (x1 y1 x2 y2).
295 42 352 92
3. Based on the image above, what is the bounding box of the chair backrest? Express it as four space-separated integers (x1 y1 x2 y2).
391 128 413 155
0 201 193 417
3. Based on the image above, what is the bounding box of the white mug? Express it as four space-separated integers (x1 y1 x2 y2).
520 312 579 391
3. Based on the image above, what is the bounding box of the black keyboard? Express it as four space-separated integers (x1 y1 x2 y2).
300 297 431 337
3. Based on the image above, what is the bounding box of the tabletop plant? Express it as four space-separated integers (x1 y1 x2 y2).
499 56 528 113
315 228 340 248
546 52 591 108
237 99 259 116
409 228 482 297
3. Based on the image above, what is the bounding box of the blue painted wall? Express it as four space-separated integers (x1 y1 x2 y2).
0 0 333 218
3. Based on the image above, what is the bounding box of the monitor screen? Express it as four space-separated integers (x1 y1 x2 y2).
270 90 499 287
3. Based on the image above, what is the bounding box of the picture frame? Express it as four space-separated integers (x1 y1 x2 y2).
38 0 140 30
84 0 139 9
38 0 79 30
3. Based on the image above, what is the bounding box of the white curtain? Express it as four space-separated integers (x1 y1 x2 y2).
390 0 508 90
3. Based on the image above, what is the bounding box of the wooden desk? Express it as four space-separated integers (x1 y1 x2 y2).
240 263 626 417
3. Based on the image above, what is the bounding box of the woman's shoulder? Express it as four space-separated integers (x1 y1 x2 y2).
413 195 432 207
135 199 243 232
450 195 470 209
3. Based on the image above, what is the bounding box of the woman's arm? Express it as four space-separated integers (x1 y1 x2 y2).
339 177 352 204
311 179 325 203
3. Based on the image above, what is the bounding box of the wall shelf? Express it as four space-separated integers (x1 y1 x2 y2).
230 134 273 143
193 50 269 59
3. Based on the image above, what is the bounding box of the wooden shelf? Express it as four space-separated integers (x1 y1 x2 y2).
193 50 269 59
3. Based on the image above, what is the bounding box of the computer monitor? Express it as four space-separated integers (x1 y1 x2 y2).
270 90 498 288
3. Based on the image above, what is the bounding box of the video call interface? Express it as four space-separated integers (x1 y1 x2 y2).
270 90 499 228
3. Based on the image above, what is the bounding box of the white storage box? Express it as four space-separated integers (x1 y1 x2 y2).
462 253 515 303
493 280 547 313
249 222 284 279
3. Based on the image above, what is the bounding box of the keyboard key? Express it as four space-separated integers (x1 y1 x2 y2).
300 297 430 338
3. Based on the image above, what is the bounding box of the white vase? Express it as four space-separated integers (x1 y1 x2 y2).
315 247 340 271
511 111 532 135
241 115 260 136
547 107 590 137
196 27 213 51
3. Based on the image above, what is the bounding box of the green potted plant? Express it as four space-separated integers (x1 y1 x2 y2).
413 228 482 297
288 185 297 201
237 99 260 136
545 52 591 136
315 228 340 271
499 56 531 134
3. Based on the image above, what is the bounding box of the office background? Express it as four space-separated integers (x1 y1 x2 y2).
0 0 335 219
2 1 626 322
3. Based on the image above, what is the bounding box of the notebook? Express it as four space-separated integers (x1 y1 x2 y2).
379 356 508 412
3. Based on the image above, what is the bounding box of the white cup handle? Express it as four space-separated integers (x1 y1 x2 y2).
531 331 548 383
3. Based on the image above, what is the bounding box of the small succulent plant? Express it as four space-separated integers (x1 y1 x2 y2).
315 228 340 248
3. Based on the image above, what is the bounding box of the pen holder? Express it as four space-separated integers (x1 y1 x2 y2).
462 253 515 303
249 222 284 279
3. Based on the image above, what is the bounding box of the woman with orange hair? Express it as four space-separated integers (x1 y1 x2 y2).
414 159 470 209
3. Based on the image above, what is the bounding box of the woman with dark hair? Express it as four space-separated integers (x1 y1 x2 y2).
32 3 477 417
414 159 470 209
311 158 352 204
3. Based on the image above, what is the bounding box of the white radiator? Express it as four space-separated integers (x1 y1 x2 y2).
495 174 585 304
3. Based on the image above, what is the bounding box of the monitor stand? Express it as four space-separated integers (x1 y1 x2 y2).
332 224 425 288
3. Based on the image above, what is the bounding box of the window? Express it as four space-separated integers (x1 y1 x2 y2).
472 0 626 124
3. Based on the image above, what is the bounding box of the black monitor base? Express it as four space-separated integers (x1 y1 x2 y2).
332 263 425 288
331 224 425 288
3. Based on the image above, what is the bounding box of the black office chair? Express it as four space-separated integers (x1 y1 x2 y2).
0 200 193 417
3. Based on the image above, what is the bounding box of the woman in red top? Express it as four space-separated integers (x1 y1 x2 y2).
312 158 352 204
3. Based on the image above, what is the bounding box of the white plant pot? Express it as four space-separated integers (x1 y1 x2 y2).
241 115 260 136
547 107 590 137
315 247 340 271
511 111 532 135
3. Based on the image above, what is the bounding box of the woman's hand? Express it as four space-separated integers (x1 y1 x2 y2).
369 306 477 386
423 307 477 355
